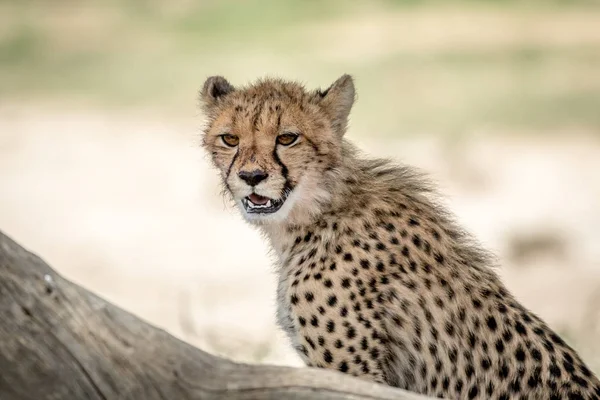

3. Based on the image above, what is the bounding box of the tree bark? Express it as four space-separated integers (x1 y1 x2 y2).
0 230 432 400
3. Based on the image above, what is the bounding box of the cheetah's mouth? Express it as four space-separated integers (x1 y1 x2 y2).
242 189 291 214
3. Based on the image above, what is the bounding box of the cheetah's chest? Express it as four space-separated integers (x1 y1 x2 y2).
277 236 388 382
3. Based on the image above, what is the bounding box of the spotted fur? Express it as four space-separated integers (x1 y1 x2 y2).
200 75 600 399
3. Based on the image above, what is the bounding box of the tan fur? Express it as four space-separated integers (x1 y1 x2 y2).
201 75 600 399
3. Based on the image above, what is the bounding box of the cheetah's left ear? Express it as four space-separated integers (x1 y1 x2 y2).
315 74 356 137
200 76 235 113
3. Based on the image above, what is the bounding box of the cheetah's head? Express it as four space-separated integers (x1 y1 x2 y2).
200 75 355 225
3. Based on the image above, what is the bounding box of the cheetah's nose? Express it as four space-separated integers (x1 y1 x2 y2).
238 170 269 187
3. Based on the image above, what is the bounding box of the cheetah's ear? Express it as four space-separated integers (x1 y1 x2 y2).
315 74 356 137
200 76 235 111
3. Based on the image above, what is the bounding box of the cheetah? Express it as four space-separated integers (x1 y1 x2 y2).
200 74 600 399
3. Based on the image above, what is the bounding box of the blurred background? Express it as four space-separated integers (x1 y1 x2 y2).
1 0 600 373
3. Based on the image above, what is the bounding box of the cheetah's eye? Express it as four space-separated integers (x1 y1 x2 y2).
277 133 299 146
220 134 239 147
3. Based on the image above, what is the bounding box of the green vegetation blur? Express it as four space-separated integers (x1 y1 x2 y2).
1 0 600 136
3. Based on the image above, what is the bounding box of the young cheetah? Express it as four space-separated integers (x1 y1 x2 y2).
200 74 600 399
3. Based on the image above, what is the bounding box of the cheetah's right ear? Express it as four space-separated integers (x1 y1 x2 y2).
200 76 235 111
315 74 356 137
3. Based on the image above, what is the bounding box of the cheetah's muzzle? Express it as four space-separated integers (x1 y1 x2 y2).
242 187 291 214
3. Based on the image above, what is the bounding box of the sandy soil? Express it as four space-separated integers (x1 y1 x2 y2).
1 107 599 370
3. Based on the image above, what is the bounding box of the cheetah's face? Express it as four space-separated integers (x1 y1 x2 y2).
200 75 355 225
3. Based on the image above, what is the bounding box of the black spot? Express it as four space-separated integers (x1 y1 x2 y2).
341 278 351 288
334 339 344 349
360 259 370 269
581 365 593 378
298 344 308 356
323 279 333 288
468 385 478 399
531 347 542 362
573 374 588 388
313 273 322 280
327 320 335 333
327 295 338 307
544 339 555 353
549 363 562 378
375 262 385 272
455 379 464 394
401 246 410 257
290 294 299 305
412 235 422 248
486 316 498 331
412 339 422 351
310 315 319 327
335 245 342 254
495 339 505 354
338 361 349 373
533 326 546 337
528 370 541 388
510 377 521 393
515 347 526 362
449 348 458 363
318 336 325 346
323 349 333 364
472 298 482 309
347 346 356 354
435 297 445 309
298 316 306 326
369 347 380 360
502 330 513 343
376 242 386 251
390 237 399 245
305 336 316 349
498 303 508 313
515 321 527 336
479 357 491 371
305 292 314 302
465 364 475 378
428 343 438 356
408 218 420 226
361 361 370 374
346 326 356 339
304 232 312 242
361 336 369 350
434 253 445 264
499 362 510 380
317 306 326 315
445 322 455 337
343 253 353 262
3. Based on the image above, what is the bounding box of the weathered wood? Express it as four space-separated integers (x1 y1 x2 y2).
0 230 432 400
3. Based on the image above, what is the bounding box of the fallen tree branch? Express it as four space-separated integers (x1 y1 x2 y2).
0 230 431 400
